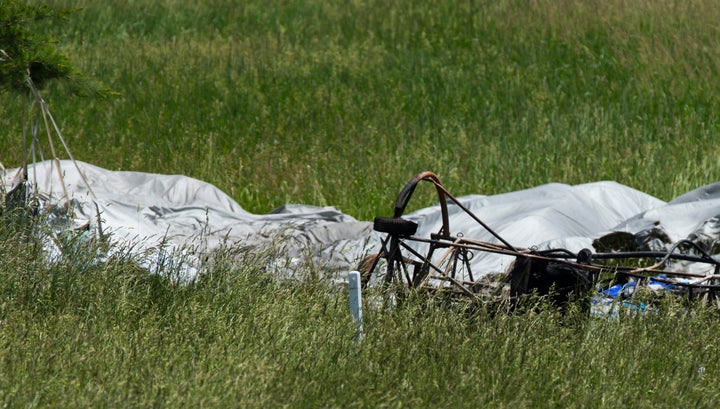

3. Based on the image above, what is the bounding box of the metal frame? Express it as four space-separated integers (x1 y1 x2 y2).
365 172 720 307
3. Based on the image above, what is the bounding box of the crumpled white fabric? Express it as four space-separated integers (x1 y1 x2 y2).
2 160 719 281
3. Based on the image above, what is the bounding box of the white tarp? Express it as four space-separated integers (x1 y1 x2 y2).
2 160 719 281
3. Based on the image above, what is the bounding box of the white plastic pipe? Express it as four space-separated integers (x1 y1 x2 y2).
348 271 363 340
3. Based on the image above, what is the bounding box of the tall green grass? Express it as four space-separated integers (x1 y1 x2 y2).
3 1 720 406
1 213 719 407
2 0 720 219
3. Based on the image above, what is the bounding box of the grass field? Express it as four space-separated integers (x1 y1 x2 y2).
2 0 720 407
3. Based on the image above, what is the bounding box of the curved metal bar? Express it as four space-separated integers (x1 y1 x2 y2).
393 171 450 238
391 171 519 250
